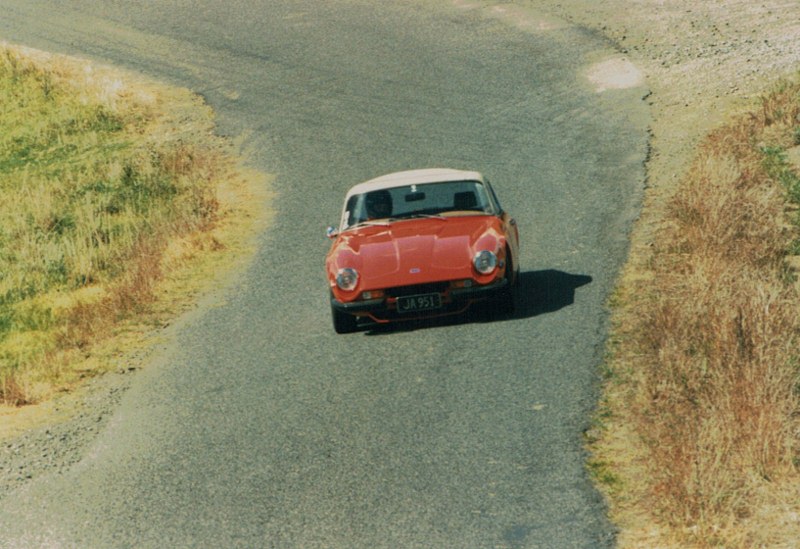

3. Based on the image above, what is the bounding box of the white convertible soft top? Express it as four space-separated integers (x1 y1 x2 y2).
345 168 485 200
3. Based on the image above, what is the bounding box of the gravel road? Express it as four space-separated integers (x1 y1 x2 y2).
0 1 650 547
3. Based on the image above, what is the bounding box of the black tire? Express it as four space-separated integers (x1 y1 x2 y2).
496 250 517 315
332 306 358 334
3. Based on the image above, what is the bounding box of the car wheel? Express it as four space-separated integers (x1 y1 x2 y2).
496 252 517 315
331 305 358 334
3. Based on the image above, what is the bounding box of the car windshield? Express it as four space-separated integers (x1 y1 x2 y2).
342 180 495 229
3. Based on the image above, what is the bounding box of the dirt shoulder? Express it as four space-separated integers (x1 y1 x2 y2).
528 0 800 244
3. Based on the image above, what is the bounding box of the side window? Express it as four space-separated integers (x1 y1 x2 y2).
485 180 503 213
342 194 363 228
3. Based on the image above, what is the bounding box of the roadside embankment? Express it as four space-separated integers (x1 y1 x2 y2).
0 45 271 436
597 80 800 548
529 1 800 546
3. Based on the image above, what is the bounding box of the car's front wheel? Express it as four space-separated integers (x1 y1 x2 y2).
496 252 517 315
331 305 358 334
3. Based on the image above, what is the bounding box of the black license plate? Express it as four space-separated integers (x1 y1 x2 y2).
396 293 442 314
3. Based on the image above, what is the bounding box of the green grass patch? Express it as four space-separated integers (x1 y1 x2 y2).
0 46 227 404
761 145 800 204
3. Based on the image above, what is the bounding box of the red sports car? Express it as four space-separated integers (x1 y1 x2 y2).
325 169 520 333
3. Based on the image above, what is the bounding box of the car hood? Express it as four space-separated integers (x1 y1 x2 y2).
327 216 504 290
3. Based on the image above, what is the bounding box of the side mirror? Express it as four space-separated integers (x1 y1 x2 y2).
326 226 339 239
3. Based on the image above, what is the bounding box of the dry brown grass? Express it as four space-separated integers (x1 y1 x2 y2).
592 76 800 547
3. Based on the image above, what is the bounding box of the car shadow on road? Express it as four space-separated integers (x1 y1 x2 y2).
364 269 592 335
513 269 593 318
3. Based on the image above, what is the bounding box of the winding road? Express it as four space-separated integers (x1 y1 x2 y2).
0 1 648 547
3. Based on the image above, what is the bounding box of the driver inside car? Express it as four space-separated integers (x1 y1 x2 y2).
365 190 393 219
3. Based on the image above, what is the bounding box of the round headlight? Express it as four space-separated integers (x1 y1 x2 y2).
336 268 359 291
473 250 497 274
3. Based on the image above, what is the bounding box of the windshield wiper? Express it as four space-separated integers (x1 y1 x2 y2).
403 213 446 220
348 219 394 229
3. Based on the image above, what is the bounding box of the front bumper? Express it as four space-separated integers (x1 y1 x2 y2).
330 277 509 322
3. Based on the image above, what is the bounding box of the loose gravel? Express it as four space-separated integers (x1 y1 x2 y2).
0 370 135 500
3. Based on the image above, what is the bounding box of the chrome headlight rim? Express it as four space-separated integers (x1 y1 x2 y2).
473 250 498 275
336 267 359 291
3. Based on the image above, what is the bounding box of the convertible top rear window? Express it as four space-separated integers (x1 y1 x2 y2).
342 180 495 229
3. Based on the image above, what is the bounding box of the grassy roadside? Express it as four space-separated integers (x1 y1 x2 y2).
589 77 800 547
0 45 271 415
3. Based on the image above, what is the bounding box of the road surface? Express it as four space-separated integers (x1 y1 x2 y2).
0 1 648 547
